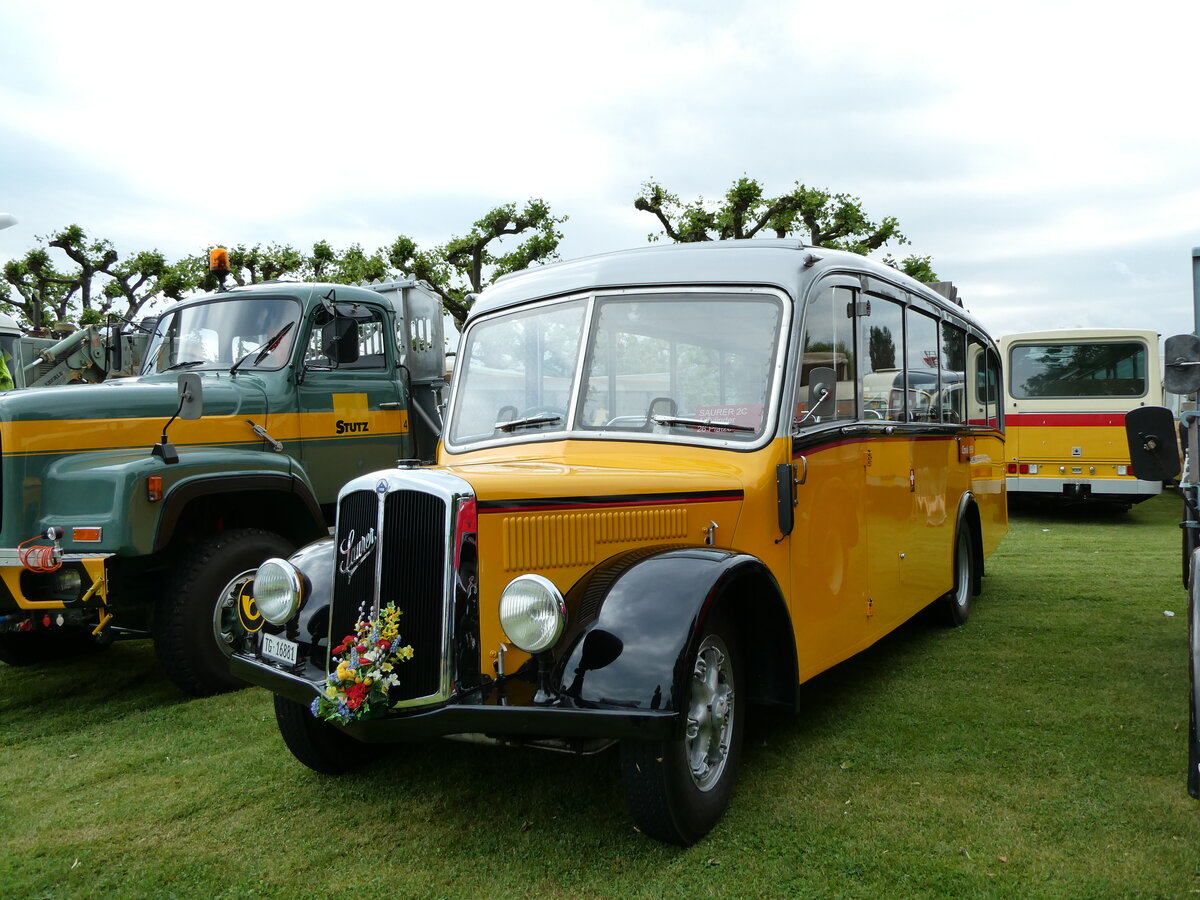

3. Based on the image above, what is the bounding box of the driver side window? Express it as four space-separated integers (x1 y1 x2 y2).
795 285 857 429
304 307 389 370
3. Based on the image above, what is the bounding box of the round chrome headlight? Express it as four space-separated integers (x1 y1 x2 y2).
254 558 303 625
499 574 566 653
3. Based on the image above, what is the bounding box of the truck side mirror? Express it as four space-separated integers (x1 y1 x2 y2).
1164 333 1200 395
1125 406 1181 482
178 373 203 420
322 318 360 364
152 373 205 464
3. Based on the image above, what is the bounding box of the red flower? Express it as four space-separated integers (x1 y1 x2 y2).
355 643 369 653
376 639 390 649
344 681 370 709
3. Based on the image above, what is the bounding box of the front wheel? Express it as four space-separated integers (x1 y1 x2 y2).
619 612 744 845
153 528 293 696
273 695 377 775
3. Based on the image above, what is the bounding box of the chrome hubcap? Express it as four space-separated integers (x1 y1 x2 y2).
213 568 256 658
685 634 735 791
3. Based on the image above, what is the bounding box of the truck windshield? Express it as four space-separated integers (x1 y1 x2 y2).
447 290 783 448
143 296 302 375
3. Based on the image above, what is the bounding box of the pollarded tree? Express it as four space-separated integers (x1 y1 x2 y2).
634 177 937 280
387 199 567 326
1 248 78 328
1 225 204 328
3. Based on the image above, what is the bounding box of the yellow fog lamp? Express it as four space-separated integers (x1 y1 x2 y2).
254 558 303 625
499 574 566 653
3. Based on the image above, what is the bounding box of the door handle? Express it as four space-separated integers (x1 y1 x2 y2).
380 402 402 410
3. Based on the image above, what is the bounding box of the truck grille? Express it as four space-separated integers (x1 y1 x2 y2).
329 486 449 705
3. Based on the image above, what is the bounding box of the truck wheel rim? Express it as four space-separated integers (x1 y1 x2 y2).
685 634 735 792
213 569 256 659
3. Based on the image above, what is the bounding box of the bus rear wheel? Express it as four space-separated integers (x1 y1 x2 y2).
937 526 976 627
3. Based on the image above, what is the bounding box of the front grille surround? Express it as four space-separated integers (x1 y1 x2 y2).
329 468 474 709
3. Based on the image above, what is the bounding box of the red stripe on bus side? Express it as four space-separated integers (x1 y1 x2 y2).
1006 413 1126 427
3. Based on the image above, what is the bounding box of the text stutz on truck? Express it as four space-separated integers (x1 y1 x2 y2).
0 249 446 695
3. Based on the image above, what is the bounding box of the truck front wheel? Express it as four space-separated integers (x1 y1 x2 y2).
154 528 293 697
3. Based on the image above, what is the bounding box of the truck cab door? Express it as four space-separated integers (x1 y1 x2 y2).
295 304 411 506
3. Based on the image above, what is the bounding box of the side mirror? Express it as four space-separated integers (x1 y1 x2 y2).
321 317 360 364
1164 333 1200 395
806 366 836 421
1125 406 1181 481
178 372 203 420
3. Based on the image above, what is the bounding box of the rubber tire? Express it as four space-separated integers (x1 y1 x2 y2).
274 694 376 775
619 611 744 845
0 629 107 667
936 526 976 627
153 528 293 697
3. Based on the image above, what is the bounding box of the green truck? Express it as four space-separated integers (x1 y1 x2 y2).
0 277 446 695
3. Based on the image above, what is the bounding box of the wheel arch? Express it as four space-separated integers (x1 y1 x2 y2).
153 473 327 553
553 546 797 728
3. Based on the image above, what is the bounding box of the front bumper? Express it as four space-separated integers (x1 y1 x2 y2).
231 650 677 743
0 554 110 614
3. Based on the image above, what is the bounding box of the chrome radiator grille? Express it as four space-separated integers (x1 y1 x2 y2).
330 486 449 705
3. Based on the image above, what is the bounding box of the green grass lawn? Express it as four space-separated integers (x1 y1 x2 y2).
2 492 1197 898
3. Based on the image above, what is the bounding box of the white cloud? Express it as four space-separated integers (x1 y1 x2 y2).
2 0 1199 344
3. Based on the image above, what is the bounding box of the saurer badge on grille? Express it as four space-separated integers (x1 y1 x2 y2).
337 528 377 577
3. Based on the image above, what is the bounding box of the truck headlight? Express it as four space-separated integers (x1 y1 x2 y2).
499 574 566 653
254 558 303 625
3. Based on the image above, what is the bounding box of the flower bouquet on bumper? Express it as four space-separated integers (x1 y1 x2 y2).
311 602 414 724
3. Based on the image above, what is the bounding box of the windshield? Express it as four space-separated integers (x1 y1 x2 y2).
143 296 302 375
447 291 784 448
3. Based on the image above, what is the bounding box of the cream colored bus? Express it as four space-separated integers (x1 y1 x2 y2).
1001 328 1163 507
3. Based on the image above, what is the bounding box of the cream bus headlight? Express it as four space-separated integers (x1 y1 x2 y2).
499 574 566 653
254 558 304 625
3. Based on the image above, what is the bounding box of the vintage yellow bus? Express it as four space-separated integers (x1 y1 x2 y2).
1001 328 1164 507
234 240 1008 845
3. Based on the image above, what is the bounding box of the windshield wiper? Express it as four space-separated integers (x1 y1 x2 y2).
494 413 562 432
163 359 206 372
651 415 757 433
230 321 295 375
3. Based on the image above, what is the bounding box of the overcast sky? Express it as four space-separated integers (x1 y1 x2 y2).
2 0 1198 339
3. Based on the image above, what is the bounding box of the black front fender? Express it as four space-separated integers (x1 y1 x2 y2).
553 546 785 727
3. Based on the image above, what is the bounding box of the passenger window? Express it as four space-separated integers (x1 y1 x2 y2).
940 323 968 424
904 309 940 422
795 285 856 429
967 336 1001 428
859 297 905 421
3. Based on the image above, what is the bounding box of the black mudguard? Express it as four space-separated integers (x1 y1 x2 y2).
553 546 790 731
